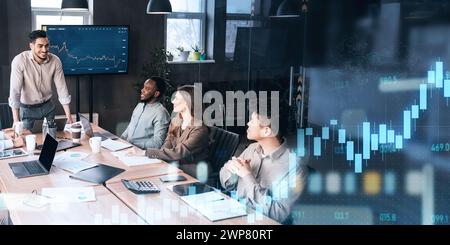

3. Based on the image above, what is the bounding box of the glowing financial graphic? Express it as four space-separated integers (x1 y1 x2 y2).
44 26 129 75
301 61 450 173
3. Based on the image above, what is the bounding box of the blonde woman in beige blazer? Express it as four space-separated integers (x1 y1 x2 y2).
128 85 210 178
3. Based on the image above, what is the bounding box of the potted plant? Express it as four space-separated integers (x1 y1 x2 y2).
200 49 207 60
166 51 174 61
191 44 201 61
177 46 190 62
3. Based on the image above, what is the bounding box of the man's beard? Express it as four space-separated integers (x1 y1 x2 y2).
140 96 152 103
34 52 47 61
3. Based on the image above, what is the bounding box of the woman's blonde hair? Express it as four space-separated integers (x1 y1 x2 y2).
168 85 202 137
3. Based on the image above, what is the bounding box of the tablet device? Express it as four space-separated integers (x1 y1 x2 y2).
172 182 216 196
0 148 28 160
160 175 187 182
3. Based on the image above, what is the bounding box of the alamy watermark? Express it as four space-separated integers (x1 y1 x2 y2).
172 83 280 135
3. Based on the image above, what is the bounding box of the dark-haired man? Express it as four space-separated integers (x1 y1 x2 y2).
121 77 170 149
9 30 73 130
220 108 306 223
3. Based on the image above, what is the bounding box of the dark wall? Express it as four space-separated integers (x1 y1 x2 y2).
0 0 9 101
89 0 165 134
1 0 31 104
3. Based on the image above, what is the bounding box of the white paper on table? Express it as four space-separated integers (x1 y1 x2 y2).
111 151 161 166
41 187 96 203
101 139 132 152
53 152 98 173
180 191 225 203
54 152 88 161
180 191 247 221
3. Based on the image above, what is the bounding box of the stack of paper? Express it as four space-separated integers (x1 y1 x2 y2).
53 152 98 173
111 151 160 166
41 187 96 203
180 191 247 221
101 139 132 152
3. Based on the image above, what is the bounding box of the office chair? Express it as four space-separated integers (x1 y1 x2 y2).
207 126 240 188
0 103 13 130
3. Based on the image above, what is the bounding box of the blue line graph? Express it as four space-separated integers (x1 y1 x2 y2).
51 42 125 68
45 26 129 75
299 61 450 173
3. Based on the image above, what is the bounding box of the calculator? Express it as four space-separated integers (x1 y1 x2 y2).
121 179 160 194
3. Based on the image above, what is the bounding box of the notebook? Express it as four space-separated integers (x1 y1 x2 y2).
101 139 132 152
69 164 125 184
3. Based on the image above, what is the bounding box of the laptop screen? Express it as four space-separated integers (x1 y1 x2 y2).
79 114 94 137
39 134 59 171
32 118 67 133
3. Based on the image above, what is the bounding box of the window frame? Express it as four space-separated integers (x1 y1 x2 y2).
225 0 264 60
31 7 92 31
165 0 207 56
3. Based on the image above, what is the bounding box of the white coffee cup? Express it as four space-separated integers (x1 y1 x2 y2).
25 135 37 152
71 124 82 143
13 122 24 137
89 137 102 153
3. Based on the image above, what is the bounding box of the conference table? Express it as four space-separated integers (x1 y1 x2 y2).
0 125 279 225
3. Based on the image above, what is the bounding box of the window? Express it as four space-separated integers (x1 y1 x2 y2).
31 0 92 30
166 0 206 59
225 0 262 60
226 0 253 14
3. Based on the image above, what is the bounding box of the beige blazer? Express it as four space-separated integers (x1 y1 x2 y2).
145 122 210 177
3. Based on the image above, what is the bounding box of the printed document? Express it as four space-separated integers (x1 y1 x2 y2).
111 151 160 166
53 152 98 173
180 191 247 221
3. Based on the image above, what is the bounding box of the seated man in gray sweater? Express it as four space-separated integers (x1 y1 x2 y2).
220 107 306 224
121 77 170 149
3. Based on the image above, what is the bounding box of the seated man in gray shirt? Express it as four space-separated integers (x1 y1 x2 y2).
220 107 306 224
121 77 170 149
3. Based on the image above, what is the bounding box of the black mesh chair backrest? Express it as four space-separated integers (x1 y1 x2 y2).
208 126 240 175
0 103 13 130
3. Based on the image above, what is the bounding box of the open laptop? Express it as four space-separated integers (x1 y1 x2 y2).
9 134 58 178
31 118 67 134
79 113 118 141
36 139 81 152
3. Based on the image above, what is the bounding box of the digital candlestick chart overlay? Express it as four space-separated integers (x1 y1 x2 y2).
44 26 129 75
299 61 450 174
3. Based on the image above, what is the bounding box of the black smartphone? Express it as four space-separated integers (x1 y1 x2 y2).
160 175 187 182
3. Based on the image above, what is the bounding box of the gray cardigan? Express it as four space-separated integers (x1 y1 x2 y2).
121 102 170 149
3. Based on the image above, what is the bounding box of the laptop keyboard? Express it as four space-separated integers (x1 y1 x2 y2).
23 161 45 175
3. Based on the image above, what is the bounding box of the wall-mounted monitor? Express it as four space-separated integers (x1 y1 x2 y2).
42 25 129 75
